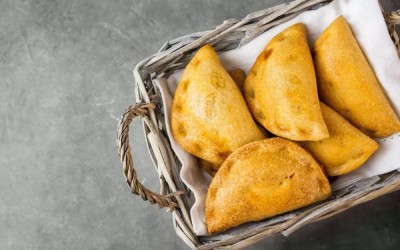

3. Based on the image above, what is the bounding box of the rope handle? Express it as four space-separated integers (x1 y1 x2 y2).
117 103 178 210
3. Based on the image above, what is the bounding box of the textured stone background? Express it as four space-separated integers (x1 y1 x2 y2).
1 0 400 249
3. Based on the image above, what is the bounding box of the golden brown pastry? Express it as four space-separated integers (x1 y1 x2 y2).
244 23 329 141
314 16 400 138
227 68 271 138
302 103 379 176
228 68 246 93
197 68 247 177
206 138 331 234
243 62 263 129
198 158 217 177
171 45 265 167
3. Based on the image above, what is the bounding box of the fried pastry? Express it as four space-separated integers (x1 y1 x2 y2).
198 158 217 177
244 23 329 141
206 138 331 234
228 68 246 93
302 103 379 176
171 45 265 167
314 16 400 138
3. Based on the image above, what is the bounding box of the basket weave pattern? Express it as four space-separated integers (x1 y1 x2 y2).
117 0 400 248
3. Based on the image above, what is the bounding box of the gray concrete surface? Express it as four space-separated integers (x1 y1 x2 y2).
1 0 400 249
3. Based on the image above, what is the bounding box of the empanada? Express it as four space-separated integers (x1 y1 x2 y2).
314 16 400 138
302 103 379 176
172 45 265 167
244 23 329 141
206 138 331 234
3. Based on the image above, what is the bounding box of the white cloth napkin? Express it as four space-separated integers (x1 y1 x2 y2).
155 0 400 236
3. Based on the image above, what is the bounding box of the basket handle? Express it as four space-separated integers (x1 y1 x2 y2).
117 103 178 209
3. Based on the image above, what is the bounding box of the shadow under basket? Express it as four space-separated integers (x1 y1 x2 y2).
117 0 400 249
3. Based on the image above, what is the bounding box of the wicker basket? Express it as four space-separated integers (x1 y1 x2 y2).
117 0 400 249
